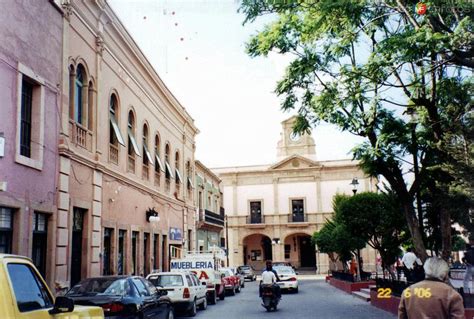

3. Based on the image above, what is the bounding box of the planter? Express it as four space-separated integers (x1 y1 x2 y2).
370 288 400 315
329 277 375 294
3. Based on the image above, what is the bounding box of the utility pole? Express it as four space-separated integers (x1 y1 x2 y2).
225 214 230 266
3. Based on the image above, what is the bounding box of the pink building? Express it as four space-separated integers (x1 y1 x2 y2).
0 0 63 287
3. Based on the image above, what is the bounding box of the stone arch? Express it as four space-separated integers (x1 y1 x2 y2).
283 232 316 269
242 233 273 270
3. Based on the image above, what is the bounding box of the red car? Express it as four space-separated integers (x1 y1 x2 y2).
221 268 240 295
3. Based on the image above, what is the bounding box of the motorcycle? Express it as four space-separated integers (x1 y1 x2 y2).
261 284 280 312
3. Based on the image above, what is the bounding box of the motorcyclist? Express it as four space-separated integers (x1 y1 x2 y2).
259 260 281 299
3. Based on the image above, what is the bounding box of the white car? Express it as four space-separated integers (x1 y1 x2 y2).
147 271 207 316
274 266 299 293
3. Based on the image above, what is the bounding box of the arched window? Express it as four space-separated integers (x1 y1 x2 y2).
154 134 163 187
164 143 172 192
74 65 85 124
87 80 94 130
127 110 140 173
175 151 183 185
186 160 193 191
68 65 75 121
142 124 153 166
109 94 124 146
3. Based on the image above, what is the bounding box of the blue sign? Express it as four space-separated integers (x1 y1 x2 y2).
169 227 182 241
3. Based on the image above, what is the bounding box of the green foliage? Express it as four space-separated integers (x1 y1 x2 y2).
241 0 474 258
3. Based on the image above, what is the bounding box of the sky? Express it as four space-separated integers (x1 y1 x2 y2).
109 0 364 168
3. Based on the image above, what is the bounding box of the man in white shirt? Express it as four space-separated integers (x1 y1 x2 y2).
402 248 422 282
259 260 281 299
261 268 277 285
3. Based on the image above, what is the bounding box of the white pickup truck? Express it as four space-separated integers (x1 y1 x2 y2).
170 252 226 304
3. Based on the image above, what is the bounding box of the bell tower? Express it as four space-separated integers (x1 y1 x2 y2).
276 116 316 161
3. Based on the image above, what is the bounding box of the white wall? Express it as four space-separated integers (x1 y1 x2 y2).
320 179 356 212
277 182 317 214
223 185 234 215
236 184 274 215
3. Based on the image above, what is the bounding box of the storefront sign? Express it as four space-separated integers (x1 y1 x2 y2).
169 227 182 241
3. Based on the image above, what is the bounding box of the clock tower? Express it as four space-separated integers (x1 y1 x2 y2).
276 116 317 161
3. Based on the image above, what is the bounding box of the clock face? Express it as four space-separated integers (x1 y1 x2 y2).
290 132 300 142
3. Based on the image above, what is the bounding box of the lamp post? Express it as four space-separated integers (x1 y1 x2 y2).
349 178 361 281
225 214 229 266
407 107 424 237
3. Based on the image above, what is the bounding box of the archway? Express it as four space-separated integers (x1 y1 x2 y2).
284 233 316 269
242 233 272 270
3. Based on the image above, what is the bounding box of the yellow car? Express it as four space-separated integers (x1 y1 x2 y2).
0 254 104 319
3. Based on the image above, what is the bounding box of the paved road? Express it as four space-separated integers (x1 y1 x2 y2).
176 280 396 319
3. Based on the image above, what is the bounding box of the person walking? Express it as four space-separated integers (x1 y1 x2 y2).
463 243 474 294
398 257 464 319
401 248 422 282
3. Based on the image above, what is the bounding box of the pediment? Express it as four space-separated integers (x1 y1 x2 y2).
269 155 320 170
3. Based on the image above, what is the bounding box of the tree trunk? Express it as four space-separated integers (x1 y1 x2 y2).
440 207 452 260
403 203 429 261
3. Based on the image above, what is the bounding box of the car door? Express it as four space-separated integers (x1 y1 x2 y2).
132 278 157 319
191 273 205 301
6 262 56 319
185 274 197 301
143 278 168 318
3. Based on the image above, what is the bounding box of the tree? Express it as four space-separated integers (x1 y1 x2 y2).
336 192 408 277
241 0 473 260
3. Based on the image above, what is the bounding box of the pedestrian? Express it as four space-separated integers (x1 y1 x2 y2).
349 256 358 277
401 248 422 282
463 243 474 294
398 257 464 319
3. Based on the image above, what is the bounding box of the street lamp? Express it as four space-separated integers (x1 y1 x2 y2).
350 177 359 195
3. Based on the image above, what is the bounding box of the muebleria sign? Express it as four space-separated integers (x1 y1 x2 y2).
170 259 215 270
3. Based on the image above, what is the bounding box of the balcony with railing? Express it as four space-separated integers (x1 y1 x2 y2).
198 209 224 228
142 164 149 180
109 144 119 165
288 213 308 223
69 120 92 151
246 214 265 224
127 155 135 173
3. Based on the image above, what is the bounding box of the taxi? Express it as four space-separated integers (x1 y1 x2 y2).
0 254 104 319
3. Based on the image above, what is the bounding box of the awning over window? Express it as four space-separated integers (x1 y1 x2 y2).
187 177 194 189
110 117 125 146
165 162 174 179
155 155 165 172
176 168 183 184
128 129 140 156
143 144 154 165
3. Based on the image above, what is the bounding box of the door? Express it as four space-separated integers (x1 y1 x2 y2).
71 208 84 287
32 212 48 277
299 236 316 268
103 228 112 275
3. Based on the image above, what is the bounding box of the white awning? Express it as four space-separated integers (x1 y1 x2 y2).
187 177 194 189
143 144 154 165
155 154 165 172
175 168 183 184
110 117 125 146
165 162 174 179
128 129 140 156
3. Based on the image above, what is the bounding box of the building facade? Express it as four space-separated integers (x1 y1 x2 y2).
194 161 224 253
213 117 377 273
54 0 198 289
0 0 63 287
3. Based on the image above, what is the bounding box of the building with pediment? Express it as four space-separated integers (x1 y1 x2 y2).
213 117 377 273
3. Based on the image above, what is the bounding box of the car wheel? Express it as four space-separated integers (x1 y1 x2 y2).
236 284 241 293
219 289 226 300
188 300 197 317
208 290 217 305
294 287 299 294
199 297 207 310
242 281 245 288
230 286 236 296
166 307 175 319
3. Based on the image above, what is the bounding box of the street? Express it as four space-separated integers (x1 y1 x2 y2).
177 280 396 319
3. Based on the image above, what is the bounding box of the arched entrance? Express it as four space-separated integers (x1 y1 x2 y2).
242 233 272 270
284 233 316 269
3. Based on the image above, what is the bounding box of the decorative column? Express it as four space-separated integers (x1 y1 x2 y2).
56 156 70 288
90 170 102 277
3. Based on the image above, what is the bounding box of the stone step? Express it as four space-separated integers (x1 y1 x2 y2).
352 291 371 302
369 285 376 289
360 288 371 294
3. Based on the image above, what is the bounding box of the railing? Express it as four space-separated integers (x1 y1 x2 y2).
220 207 225 216
70 121 92 151
109 144 119 165
200 209 224 226
288 213 308 223
128 155 135 173
246 215 265 224
142 164 149 180
154 171 161 187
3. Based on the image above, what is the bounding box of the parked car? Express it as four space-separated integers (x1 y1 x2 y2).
0 254 104 319
273 261 296 271
237 265 257 281
147 271 207 316
230 267 245 288
66 275 173 318
220 268 240 295
274 266 299 293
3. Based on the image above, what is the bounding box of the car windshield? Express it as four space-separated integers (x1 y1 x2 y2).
67 278 129 296
275 267 295 274
223 270 232 276
150 275 184 287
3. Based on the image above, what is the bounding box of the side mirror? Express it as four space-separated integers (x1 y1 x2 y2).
202 282 207 286
49 296 74 314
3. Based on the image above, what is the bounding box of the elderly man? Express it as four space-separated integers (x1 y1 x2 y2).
398 257 464 319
